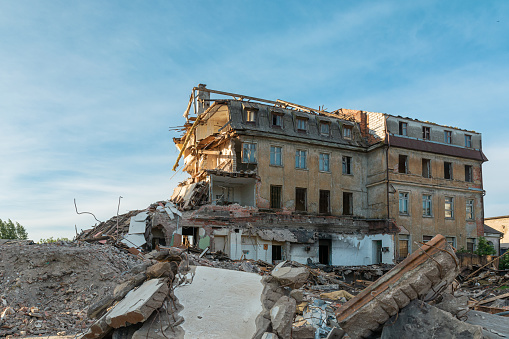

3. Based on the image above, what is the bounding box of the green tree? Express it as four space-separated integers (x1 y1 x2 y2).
0 219 29 239
499 252 509 270
474 236 496 256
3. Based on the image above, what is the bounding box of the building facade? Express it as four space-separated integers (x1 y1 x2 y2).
171 85 487 265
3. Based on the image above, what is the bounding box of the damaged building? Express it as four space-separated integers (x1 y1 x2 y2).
170 85 487 266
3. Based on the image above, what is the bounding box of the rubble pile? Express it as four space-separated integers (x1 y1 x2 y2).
0 240 143 337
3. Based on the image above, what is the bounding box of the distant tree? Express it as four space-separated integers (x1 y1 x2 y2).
474 236 496 256
0 219 29 239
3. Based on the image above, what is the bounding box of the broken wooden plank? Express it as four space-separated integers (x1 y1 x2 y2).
476 292 509 306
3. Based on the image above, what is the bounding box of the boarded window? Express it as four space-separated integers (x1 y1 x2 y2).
295 188 307 212
270 185 282 209
399 234 409 258
444 162 453 179
319 190 330 214
422 158 431 178
343 192 353 215
399 155 408 174
465 165 473 182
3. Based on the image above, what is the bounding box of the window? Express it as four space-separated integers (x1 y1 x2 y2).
399 155 408 174
444 162 453 180
296 118 307 132
422 126 431 140
271 113 282 128
295 150 307 169
446 237 456 248
270 185 282 209
399 122 407 136
399 235 410 258
445 197 454 219
270 146 282 166
467 238 476 252
423 235 433 243
320 122 330 136
319 190 330 214
342 156 352 174
466 199 474 220
422 158 431 178
343 126 353 140
295 188 307 212
465 165 473 182
343 192 353 215
242 143 256 163
319 153 330 172
465 134 472 148
444 130 452 144
399 192 409 215
422 194 432 216
245 109 257 123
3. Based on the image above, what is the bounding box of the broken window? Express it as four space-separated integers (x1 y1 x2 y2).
245 109 257 123
270 185 282 209
423 235 433 243
270 146 282 166
444 162 453 180
343 126 353 140
422 126 431 140
296 118 307 132
399 122 407 136
467 238 476 252
465 165 473 182
320 122 330 136
446 237 456 248
271 113 283 128
465 134 472 148
399 154 408 174
295 187 307 212
466 199 474 220
342 156 352 174
343 192 353 215
272 245 282 261
445 197 454 219
319 153 330 172
319 190 330 214
295 150 307 169
422 158 431 178
444 130 452 144
242 142 257 163
422 194 432 216
399 192 409 215
398 234 410 258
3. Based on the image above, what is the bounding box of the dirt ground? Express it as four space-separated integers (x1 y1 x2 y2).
0 240 143 337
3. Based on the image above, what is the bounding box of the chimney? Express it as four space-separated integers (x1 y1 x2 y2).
196 84 210 115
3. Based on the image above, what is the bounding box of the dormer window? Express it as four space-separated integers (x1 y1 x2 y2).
343 126 353 140
320 122 330 136
399 122 407 136
296 117 307 132
271 113 283 128
422 126 431 140
245 109 257 123
444 130 452 144
465 134 472 148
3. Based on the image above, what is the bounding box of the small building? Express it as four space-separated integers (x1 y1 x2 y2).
483 224 503 256
484 216 509 254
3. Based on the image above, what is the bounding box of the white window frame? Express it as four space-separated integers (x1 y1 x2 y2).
295 149 307 169
271 112 283 128
399 192 409 215
423 194 432 217
296 118 307 131
270 145 283 167
242 142 257 164
445 197 454 219
319 153 330 172
399 122 407 136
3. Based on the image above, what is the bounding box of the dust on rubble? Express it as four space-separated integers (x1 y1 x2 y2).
0 241 143 337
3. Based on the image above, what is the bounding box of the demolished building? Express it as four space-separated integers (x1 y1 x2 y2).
170 85 487 266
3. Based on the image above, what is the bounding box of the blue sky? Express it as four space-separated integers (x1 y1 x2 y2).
1 1 508 241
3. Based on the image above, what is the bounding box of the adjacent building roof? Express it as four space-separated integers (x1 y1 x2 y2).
484 224 504 235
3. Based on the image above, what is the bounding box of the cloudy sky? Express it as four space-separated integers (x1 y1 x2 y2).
1 1 508 241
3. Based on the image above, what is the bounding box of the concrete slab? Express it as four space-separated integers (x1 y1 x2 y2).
129 218 147 233
121 233 146 248
174 266 264 339
106 278 169 328
134 212 149 222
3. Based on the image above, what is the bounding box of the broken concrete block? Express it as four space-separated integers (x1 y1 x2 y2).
105 278 169 328
83 312 112 339
270 296 296 339
336 234 460 339
132 304 185 339
261 333 279 339
253 311 273 339
463 309 509 339
130 262 150 275
262 276 286 310
434 292 469 316
292 324 315 339
87 293 115 319
271 266 309 289
146 262 174 279
327 327 346 339
380 300 483 339
289 289 304 303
